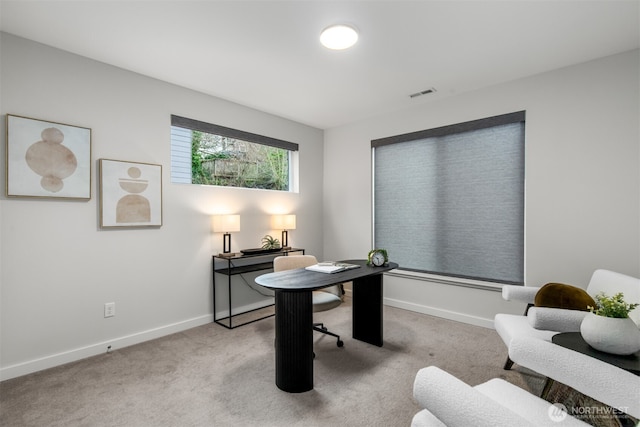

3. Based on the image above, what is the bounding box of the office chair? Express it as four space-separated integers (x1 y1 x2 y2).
273 255 344 347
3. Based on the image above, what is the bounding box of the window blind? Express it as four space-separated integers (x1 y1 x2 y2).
171 115 299 151
372 112 525 285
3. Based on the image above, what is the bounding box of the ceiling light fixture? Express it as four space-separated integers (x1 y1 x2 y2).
320 24 359 50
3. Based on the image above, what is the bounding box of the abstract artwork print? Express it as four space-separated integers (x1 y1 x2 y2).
99 159 162 228
6 115 91 199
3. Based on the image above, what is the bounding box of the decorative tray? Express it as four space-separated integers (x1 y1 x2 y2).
240 248 282 255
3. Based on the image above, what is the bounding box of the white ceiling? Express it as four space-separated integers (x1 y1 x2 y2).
1 1 638 129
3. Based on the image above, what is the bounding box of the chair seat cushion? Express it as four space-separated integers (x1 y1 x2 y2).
411 367 590 427
476 379 588 426
494 313 558 346
312 291 342 313
534 283 595 311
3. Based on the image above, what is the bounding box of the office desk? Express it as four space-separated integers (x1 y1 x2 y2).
255 259 398 392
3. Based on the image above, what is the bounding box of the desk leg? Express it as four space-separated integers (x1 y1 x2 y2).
352 273 383 346
274 290 313 393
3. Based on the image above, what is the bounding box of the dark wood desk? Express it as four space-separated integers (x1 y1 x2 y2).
255 259 398 393
552 332 640 375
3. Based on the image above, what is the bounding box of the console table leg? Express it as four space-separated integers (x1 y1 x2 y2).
275 290 313 392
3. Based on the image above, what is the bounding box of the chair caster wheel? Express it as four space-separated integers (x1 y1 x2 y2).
337 340 344 348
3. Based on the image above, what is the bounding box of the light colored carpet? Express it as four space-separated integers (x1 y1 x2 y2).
0 298 545 426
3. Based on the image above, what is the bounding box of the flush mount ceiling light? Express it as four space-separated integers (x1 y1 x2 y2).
320 24 359 50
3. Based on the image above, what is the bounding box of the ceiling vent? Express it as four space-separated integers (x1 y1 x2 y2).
409 88 436 99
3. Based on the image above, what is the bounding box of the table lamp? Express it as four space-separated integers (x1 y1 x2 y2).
212 214 241 257
271 214 296 250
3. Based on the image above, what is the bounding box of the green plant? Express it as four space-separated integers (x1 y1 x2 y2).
588 292 639 318
261 235 280 249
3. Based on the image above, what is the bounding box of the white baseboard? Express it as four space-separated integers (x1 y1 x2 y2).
347 287 494 328
214 299 273 320
1 297 488 381
383 297 495 329
0 314 213 381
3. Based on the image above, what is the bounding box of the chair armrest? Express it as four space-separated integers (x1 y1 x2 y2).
413 366 534 427
509 336 640 418
502 285 540 304
527 307 587 332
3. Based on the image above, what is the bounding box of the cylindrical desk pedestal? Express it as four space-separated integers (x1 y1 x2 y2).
275 290 313 392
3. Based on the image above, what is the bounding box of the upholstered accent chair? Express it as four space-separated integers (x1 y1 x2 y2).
494 269 640 369
411 366 589 426
411 333 640 426
509 336 640 420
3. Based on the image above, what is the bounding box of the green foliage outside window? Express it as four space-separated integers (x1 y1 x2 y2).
190 130 289 190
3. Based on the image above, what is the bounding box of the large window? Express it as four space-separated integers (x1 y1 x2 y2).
372 111 525 285
170 115 298 191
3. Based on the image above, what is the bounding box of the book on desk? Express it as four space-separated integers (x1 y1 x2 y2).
305 262 361 274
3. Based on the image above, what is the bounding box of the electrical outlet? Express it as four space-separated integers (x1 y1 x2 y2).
104 302 115 318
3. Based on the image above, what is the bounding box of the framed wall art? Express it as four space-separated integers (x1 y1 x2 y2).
99 159 163 228
6 114 92 199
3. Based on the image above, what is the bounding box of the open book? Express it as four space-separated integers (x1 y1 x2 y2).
305 262 361 274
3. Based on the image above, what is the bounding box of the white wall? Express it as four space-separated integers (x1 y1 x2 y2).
0 33 324 380
323 50 640 327
2 31 638 380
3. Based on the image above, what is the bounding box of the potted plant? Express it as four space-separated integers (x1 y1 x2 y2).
580 292 640 355
261 235 281 250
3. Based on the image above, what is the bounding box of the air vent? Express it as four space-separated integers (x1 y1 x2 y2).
409 88 437 99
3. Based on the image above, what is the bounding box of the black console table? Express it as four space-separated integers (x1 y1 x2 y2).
212 248 304 329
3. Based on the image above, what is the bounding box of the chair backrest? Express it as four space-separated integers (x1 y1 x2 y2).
273 255 318 272
587 269 640 325
273 255 342 297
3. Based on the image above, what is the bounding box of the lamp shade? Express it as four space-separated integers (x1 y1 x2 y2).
271 214 296 230
212 214 241 233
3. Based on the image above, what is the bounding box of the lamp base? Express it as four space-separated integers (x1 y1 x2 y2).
218 252 236 258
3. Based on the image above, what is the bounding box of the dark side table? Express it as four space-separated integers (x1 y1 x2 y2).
552 332 640 375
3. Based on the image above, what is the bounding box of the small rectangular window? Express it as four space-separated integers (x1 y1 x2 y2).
170 115 298 191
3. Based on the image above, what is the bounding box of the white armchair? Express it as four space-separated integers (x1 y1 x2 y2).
411 366 589 426
509 336 640 419
494 269 640 369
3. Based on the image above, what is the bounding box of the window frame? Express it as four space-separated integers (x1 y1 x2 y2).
170 115 299 191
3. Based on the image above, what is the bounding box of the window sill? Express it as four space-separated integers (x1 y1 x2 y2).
386 269 508 292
